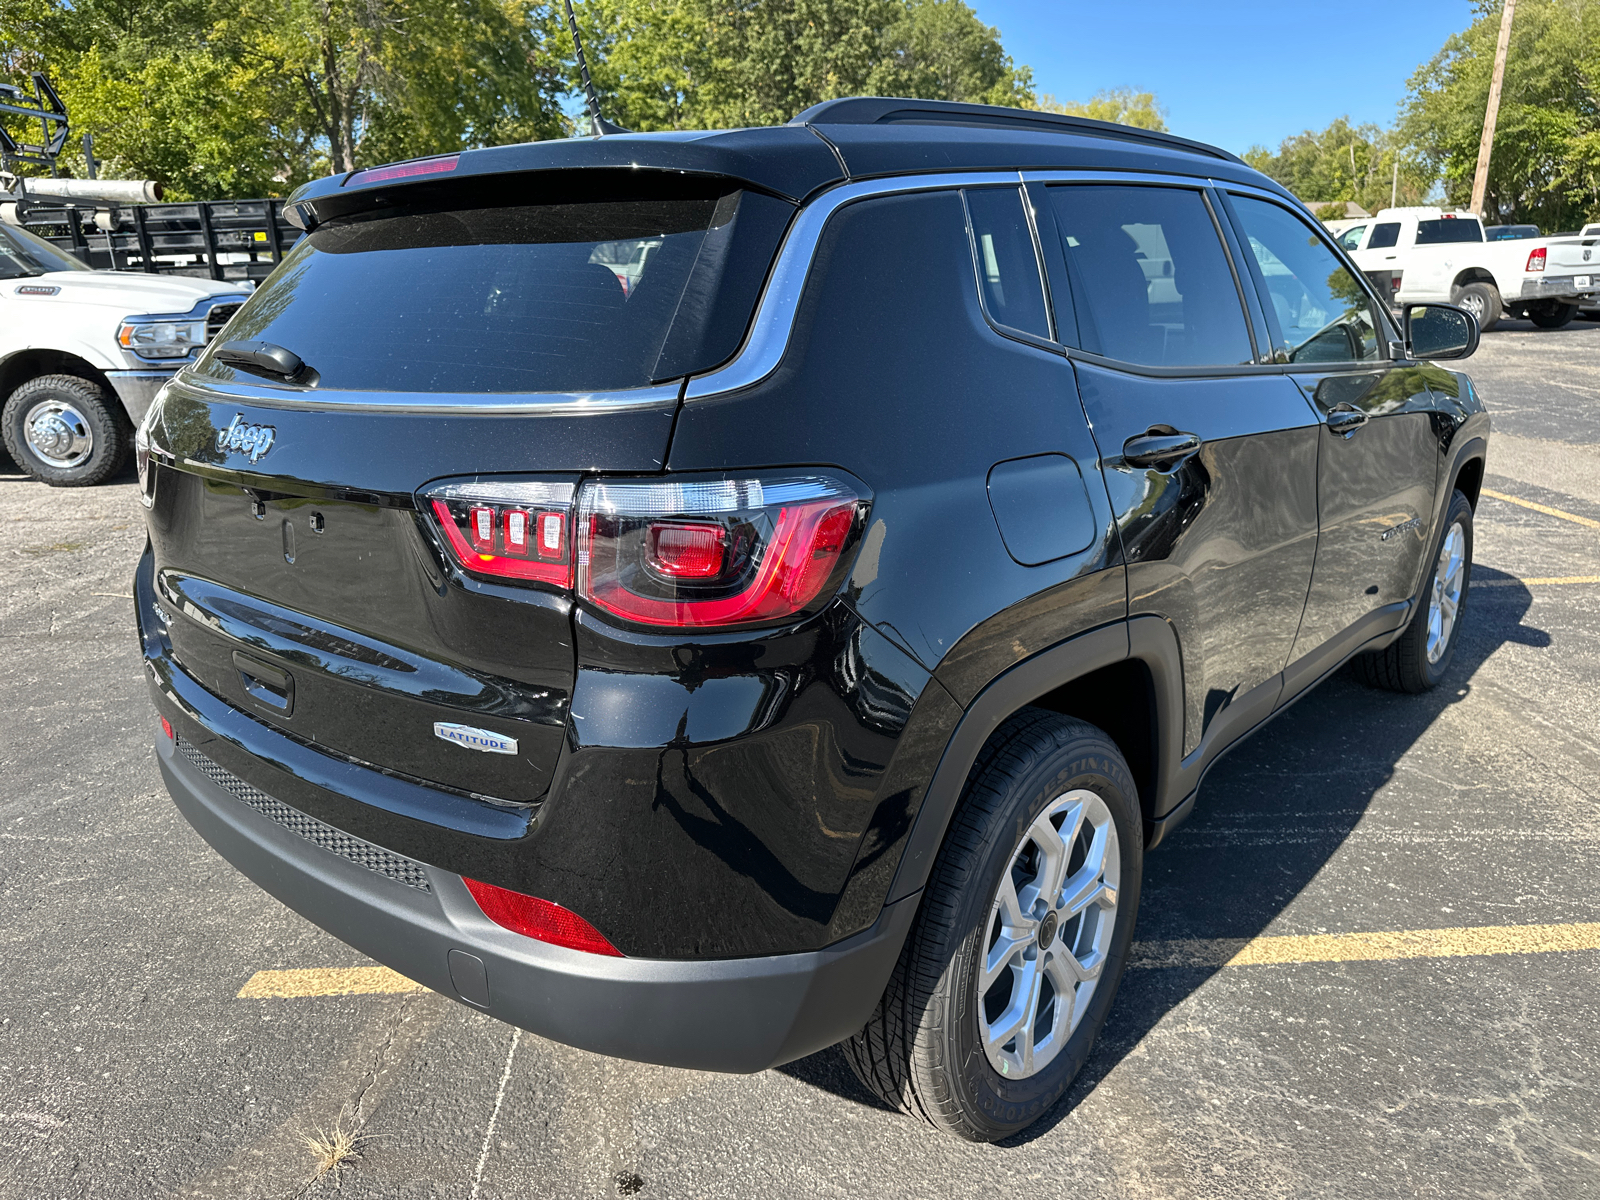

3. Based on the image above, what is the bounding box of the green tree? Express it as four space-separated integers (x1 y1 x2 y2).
1034 87 1166 132
1244 117 1431 214
575 0 1031 132
1401 0 1600 228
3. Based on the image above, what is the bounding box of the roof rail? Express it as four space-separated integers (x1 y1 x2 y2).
789 96 1243 166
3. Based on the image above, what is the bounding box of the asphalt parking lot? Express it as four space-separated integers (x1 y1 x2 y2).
3 319 1598 1199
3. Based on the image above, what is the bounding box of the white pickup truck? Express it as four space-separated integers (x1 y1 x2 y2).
0 220 248 485
1339 206 1598 331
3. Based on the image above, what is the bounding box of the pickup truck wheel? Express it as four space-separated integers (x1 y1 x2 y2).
1 374 129 488
1528 301 1579 329
1451 282 1502 332
842 709 1142 1142
1354 490 1473 694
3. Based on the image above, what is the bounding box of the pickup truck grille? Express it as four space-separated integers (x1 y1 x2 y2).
205 302 242 342
175 736 432 892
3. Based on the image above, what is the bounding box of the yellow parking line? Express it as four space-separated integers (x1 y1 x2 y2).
1130 921 1600 969
237 966 423 998
242 921 1600 997
1473 574 1600 588
1480 487 1600 530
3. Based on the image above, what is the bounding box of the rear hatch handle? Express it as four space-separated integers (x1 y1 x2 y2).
233 651 295 715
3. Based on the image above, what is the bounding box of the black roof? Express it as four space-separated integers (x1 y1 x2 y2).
290 96 1286 221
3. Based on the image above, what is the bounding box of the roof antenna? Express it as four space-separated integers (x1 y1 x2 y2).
561 0 628 136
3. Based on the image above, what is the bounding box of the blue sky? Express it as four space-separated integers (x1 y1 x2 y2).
972 0 1473 155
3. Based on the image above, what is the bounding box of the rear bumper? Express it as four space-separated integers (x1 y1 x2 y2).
1516 275 1599 303
156 720 916 1072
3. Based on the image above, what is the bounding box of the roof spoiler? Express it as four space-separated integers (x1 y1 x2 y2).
789 96 1244 166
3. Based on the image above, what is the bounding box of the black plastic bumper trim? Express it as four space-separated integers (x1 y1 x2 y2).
158 732 919 1073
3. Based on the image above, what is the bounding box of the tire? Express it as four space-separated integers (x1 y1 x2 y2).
1355 490 1473 694
1451 282 1502 332
1 374 129 487
1528 300 1579 329
843 709 1143 1142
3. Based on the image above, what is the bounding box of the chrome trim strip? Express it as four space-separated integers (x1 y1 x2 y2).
162 372 683 416
684 172 1021 400
683 168 1297 403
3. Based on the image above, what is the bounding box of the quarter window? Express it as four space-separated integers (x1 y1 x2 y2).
962 188 1051 339
1367 222 1401 249
1229 196 1381 364
1045 185 1255 368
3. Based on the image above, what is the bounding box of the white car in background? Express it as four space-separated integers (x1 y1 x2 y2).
1343 207 1597 330
0 221 247 485
1580 222 1600 321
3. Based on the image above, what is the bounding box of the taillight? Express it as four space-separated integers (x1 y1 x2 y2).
422 479 574 587
463 878 622 956
1527 247 1547 272
576 474 867 628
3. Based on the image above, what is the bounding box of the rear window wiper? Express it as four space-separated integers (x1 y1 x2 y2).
215 340 319 386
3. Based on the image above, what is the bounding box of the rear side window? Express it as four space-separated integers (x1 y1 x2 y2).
962 188 1050 339
1229 196 1380 363
1416 218 1482 245
199 190 778 394
1046 185 1254 367
1368 222 1401 249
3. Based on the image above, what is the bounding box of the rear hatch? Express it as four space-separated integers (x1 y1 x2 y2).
142 166 794 806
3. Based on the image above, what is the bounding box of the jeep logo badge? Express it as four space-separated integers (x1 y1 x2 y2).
433 722 518 755
216 413 276 464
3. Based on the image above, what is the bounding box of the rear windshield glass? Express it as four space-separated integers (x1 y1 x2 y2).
198 193 748 393
1415 218 1482 245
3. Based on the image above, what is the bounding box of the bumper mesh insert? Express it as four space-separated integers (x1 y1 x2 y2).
175 736 431 892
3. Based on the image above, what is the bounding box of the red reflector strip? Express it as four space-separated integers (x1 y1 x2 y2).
344 155 459 187
160 715 173 743
463 878 622 956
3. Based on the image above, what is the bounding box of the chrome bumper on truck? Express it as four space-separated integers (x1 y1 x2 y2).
1518 275 1599 302
138 548 915 1073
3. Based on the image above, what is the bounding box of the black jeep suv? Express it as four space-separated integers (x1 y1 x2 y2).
135 97 1488 1142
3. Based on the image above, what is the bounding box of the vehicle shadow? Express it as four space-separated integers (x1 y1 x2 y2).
776 566 1550 1134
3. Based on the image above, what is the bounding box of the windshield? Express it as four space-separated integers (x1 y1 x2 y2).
0 224 93 278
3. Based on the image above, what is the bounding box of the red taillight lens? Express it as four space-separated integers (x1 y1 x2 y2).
463 878 622 956
577 474 867 628
422 479 575 587
646 522 726 578
344 154 459 187
159 715 173 743
1527 247 1547 272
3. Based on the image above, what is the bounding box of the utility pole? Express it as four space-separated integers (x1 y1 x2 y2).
1470 0 1516 218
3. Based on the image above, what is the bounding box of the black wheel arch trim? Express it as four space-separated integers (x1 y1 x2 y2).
885 616 1189 903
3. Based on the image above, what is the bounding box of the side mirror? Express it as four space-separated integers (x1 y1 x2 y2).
1404 303 1479 361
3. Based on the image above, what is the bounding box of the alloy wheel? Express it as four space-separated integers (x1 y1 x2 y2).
1427 521 1466 664
979 788 1120 1080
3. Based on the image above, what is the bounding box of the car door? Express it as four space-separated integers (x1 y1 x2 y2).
1219 192 1441 694
1034 181 1321 762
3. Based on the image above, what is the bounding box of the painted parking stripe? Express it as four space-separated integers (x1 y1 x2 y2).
1130 921 1600 969
237 966 422 998
1480 487 1600 530
240 922 1600 997
1473 574 1600 588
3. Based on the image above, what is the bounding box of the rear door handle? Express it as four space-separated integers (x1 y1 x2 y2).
1326 404 1369 437
1122 430 1202 469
